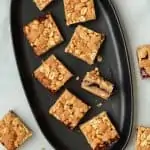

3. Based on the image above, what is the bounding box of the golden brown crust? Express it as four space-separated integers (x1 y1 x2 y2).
63 0 96 25
81 68 114 100
34 55 73 93
137 45 150 78
80 112 119 150
49 89 90 129
23 14 64 56
136 126 150 150
65 25 105 65
0 111 32 150
33 0 53 10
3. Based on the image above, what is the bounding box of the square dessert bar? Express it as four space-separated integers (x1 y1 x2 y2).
33 0 53 10
137 45 150 78
23 14 64 56
80 112 120 150
136 126 150 150
49 89 90 129
63 0 96 25
0 111 32 150
34 55 73 93
65 25 105 65
81 68 114 100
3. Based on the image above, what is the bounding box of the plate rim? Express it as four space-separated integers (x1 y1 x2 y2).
105 0 134 149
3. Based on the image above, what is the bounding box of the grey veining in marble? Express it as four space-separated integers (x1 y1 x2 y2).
0 0 150 149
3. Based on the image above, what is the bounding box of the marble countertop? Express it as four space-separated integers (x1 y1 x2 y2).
0 0 150 149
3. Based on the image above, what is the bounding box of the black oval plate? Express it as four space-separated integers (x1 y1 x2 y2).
11 0 133 149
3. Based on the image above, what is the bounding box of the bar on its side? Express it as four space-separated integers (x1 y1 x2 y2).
33 0 53 10
137 45 150 78
81 68 114 100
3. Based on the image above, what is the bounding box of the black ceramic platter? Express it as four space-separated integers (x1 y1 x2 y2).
11 0 133 149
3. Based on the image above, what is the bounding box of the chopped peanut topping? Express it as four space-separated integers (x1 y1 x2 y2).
80 112 119 150
49 90 90 129
34 55 73 93
0 111 32 150
33 0 53 10
65 25 105 65
24 14 63 56
63 0 96 25
136 126 150 150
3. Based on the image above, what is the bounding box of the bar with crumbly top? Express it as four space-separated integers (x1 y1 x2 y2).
81 68 114 100
63 0 96 25
23 14 64 56
34 55 73 93
49 89 90 129
137 45 150 78
136 126 150 150
65 25 105 65
80 112 119 150
33 0 53 10
0 111 32 150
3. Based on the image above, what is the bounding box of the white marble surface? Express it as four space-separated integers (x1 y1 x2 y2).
0 0 150 149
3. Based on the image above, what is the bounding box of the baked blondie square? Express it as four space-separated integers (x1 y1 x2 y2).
81 68 114 100
33 0 53 10
63 0 96 25
137 45 150 78
34 55 73 93
136 126 150 150
0 111 32 150
49 89 90 129
23 14 64 56
65 25 105 65
80 112 120 150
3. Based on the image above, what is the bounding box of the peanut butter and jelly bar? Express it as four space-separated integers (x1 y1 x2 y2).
24 14 63 56
63 0 96 25
137 45 150 78
33 0 53 10
136 126 150 150
81 68 114 100
34 55 73 93
0 111 32 150
80 112 120 150
49 89 90 129
65 25 105 65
